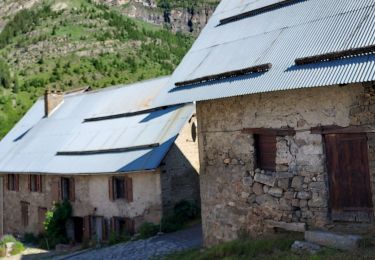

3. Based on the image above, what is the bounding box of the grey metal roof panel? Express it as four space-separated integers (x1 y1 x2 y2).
157 0 375 106
0 77 194 174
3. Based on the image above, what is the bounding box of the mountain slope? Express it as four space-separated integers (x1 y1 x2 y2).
0 0 194 138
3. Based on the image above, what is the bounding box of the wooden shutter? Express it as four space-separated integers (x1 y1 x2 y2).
38 207 47 233
15 175 19 191
51 178 61 203
5 175 9 191
108 177 114 201
83 216 91 240
110 217 116 233
125 218 135 235
254 134 276 171
37 175 42 192
125 177 133 202
28 174 32 192
102 218 108 241
69 178 75 202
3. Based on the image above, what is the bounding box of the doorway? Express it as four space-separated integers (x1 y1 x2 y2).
73 217 84 243
325 133 373 222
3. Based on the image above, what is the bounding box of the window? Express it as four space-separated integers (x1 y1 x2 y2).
60 177 75 201
254 134 276 171
114 177 125 199
109 176 133 202
7 174 19 191
29 175 43 192
111 217 135 236
21 201 29 227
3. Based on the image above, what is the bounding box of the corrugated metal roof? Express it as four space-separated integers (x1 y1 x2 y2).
0 77 194 175
157 0 375 106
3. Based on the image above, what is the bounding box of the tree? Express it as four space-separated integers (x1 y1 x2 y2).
0 59 12 89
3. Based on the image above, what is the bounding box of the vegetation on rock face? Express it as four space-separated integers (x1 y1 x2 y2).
157 0 219 9
0 0 195 140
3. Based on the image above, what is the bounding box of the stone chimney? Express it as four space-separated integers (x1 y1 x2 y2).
44 89 64 117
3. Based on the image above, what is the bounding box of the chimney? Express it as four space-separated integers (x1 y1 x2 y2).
44 89 64 117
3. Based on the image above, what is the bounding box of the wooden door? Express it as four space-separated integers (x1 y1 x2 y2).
325 133 373 222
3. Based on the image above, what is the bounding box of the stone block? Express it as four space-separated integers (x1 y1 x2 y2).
254 173 276 187
276 164 289 172
277 172 295 178
256 194 278 209
291 241 321 254
309 182 326 191
253 183 264 195
265 220 306 232
263 185 270 193
308 192 328 208
268 187 283 198
280 198 292 210
242 176 254 186
305 231 362 251
291 176 304 191
297 191 312 200
284 191 296 200
277 178 290 190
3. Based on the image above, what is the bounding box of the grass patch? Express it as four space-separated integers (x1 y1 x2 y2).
166 234 375 260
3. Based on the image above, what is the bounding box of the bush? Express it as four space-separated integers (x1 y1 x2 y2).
0 246 5 257
10 241 25 255
174 200 200 223
1 235 17 244
138 222 159 239
43 201 72 249
108 231 130 246
23 233 38 244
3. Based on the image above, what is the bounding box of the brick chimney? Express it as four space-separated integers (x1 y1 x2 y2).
44 89 64 117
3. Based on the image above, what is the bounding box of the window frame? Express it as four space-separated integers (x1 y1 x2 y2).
7 174 19 191
21 201 30 227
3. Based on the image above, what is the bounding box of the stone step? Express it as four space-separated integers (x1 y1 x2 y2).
305 230 362 251
265 220 306 232
291 240 321 254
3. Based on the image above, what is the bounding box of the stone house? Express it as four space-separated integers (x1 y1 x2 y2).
0 77 200 242
157 0 375 246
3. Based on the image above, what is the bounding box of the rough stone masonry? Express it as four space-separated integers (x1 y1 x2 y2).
196 83 375 246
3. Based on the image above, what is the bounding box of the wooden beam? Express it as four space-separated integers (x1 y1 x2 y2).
242 127 296 136
295 44 375 66
175 63 272 88
311 125 375 135
56 143 160 156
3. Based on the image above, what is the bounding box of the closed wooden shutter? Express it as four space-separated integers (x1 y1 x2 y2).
38 207 47 233
37 175 42 192
69 178 75 202
28 175 32 192
125 177 133 202
254 134 277 171
102 218 108 241
21 201 29 227
6 175 9 191
125 218 135 235
83 216 91 240
108 177 114 201
51 178 61 203
15 175 20 191
110 217 116 233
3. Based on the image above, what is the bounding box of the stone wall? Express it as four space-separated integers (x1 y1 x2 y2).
3 171 162 236
197 83 375 246
160 115 200 214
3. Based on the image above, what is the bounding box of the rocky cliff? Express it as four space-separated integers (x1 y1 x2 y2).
97 0 217 35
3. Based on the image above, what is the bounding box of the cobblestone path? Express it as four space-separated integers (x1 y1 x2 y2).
58 225 202 260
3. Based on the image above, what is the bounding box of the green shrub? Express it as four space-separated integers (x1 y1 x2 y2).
10 241 25 255
108 231 130 246
174 200 200 223
1 235 17 244
43 201 72 249
23 233 38 244
138 222 159 239
161 215 184 233
0 245 6 257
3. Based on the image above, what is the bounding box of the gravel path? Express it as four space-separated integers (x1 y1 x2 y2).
57 225 202 260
